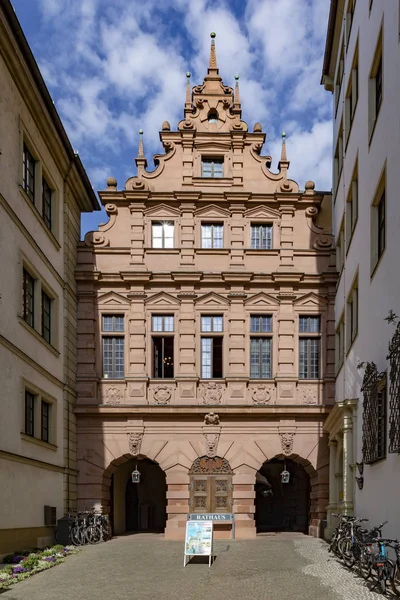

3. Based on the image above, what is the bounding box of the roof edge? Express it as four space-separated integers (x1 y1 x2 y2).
322 0 338 79
1 0 100 211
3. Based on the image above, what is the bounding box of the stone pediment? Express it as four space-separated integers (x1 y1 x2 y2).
245 205 281 220
144 203 181 218
144 292 180 306
97 292 130 306
195 292 230 307
244 292 280 307
194 204 231 218
293 292 327 307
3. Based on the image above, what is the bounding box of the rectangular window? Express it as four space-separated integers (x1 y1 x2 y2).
201 223 223 249
23 269 35 327
377 191 385 259
41 400 50 443
347 283 358 349
201 315 223 332
151 221 174 248
299 315 321 379
22 144 35 203
103 337 124 379
346 0 356 45
152 315 174 332
346 166 358 247
369 31 383 140
201 337 223 379
250 315 272 333
336 315 345 372
152 336 174 378
102 313 125 378
41 291 51 343
334 122 343 195
345 44 358 144
250 338 272 379
102 314 124 332
250 225 273 249
25 391 35 437
201 158 224 178
336 218 345 274
42 177 52 230
335 41 345 114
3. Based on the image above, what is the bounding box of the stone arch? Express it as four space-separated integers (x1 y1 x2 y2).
255 452 327 537
102 453 167 535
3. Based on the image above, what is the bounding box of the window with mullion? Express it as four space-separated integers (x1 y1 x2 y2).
42 177 52 230
201 337 223 378
23 144 35 203
41 291 51 343
250 315 272 333
102 315 124 332
299 316 321 334
201 223 223 249
151 222 174 248
201 159 224 178
25 391 35 437
152 336 174 378
250 338 272 379
201 315 223 333
102 337 124 379
41 400 50 443
299 338 320 379
251 225 272 249
152 315 174 332
23 269 35 327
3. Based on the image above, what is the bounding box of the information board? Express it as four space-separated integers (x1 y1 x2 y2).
183 520 213 567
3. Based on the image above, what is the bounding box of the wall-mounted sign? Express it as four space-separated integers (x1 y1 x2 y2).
184 520 213 567
188 513 235 538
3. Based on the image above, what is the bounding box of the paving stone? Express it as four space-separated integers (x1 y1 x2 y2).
0 535 387 600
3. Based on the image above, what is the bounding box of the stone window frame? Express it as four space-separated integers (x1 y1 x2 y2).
196 305 229 381
195 216 230 250
143 208 181 251
146 307 179 382
243 210 281 251
97 305 129 381
192 150 232 181
294 306 326 382
244 301 279 381
189 456 233 514
19 253 59 353
21 379 57 449
18 123 60 244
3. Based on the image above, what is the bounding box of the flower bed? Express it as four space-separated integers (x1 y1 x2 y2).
0 545 78 590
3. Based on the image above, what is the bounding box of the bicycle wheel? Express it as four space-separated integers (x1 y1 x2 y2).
359 550 372 580
70 526 81 546
328 532 337 554
392 563 400 596
86 525 101 544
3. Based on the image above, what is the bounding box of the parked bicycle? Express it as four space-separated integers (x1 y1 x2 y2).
56 511 112 546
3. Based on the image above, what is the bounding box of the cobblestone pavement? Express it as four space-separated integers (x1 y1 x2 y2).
1 534 386 600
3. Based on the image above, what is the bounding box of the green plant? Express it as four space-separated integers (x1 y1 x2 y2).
21 556 39 570
51 544 64 553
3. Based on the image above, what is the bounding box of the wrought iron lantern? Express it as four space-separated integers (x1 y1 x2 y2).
281 461 290 484
131 463 141 484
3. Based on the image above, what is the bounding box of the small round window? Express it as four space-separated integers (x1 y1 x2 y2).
208 110 218 124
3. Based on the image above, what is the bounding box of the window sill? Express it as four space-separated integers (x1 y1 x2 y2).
196 249 229 254
145 249 180 254
18 317 60 357
20 433 58 451
246 249 279 255
19 186 60 250
193 177 233 186
101 376 125 381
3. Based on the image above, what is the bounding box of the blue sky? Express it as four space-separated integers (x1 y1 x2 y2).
12 0 333 237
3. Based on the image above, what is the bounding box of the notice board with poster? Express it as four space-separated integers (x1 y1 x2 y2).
183 520 214 567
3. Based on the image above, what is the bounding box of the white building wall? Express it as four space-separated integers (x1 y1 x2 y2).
332 0 400 537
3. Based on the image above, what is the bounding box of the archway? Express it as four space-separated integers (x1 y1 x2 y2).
103 455 167 535
255 458 310 533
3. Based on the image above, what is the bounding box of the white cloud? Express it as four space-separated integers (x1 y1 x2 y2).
21 0 333 231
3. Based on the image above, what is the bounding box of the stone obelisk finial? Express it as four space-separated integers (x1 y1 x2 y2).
208 32 218 72
234 74 240 105
184 72 192 115
135 129 147 175
278 131 290 174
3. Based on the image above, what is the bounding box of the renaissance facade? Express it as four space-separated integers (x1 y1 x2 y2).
76 36 337 539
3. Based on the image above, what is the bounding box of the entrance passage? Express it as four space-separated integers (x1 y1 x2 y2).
125 458 166 533
255 458 310 533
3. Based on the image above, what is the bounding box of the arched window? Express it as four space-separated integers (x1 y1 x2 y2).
189 456 233 513
208 110 218 124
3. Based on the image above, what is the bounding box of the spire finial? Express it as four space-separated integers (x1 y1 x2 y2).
135 129 147 174
234 74 240 106
278 131 290 174
209 32 217 71
185 72 191 107
138 129 144 158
